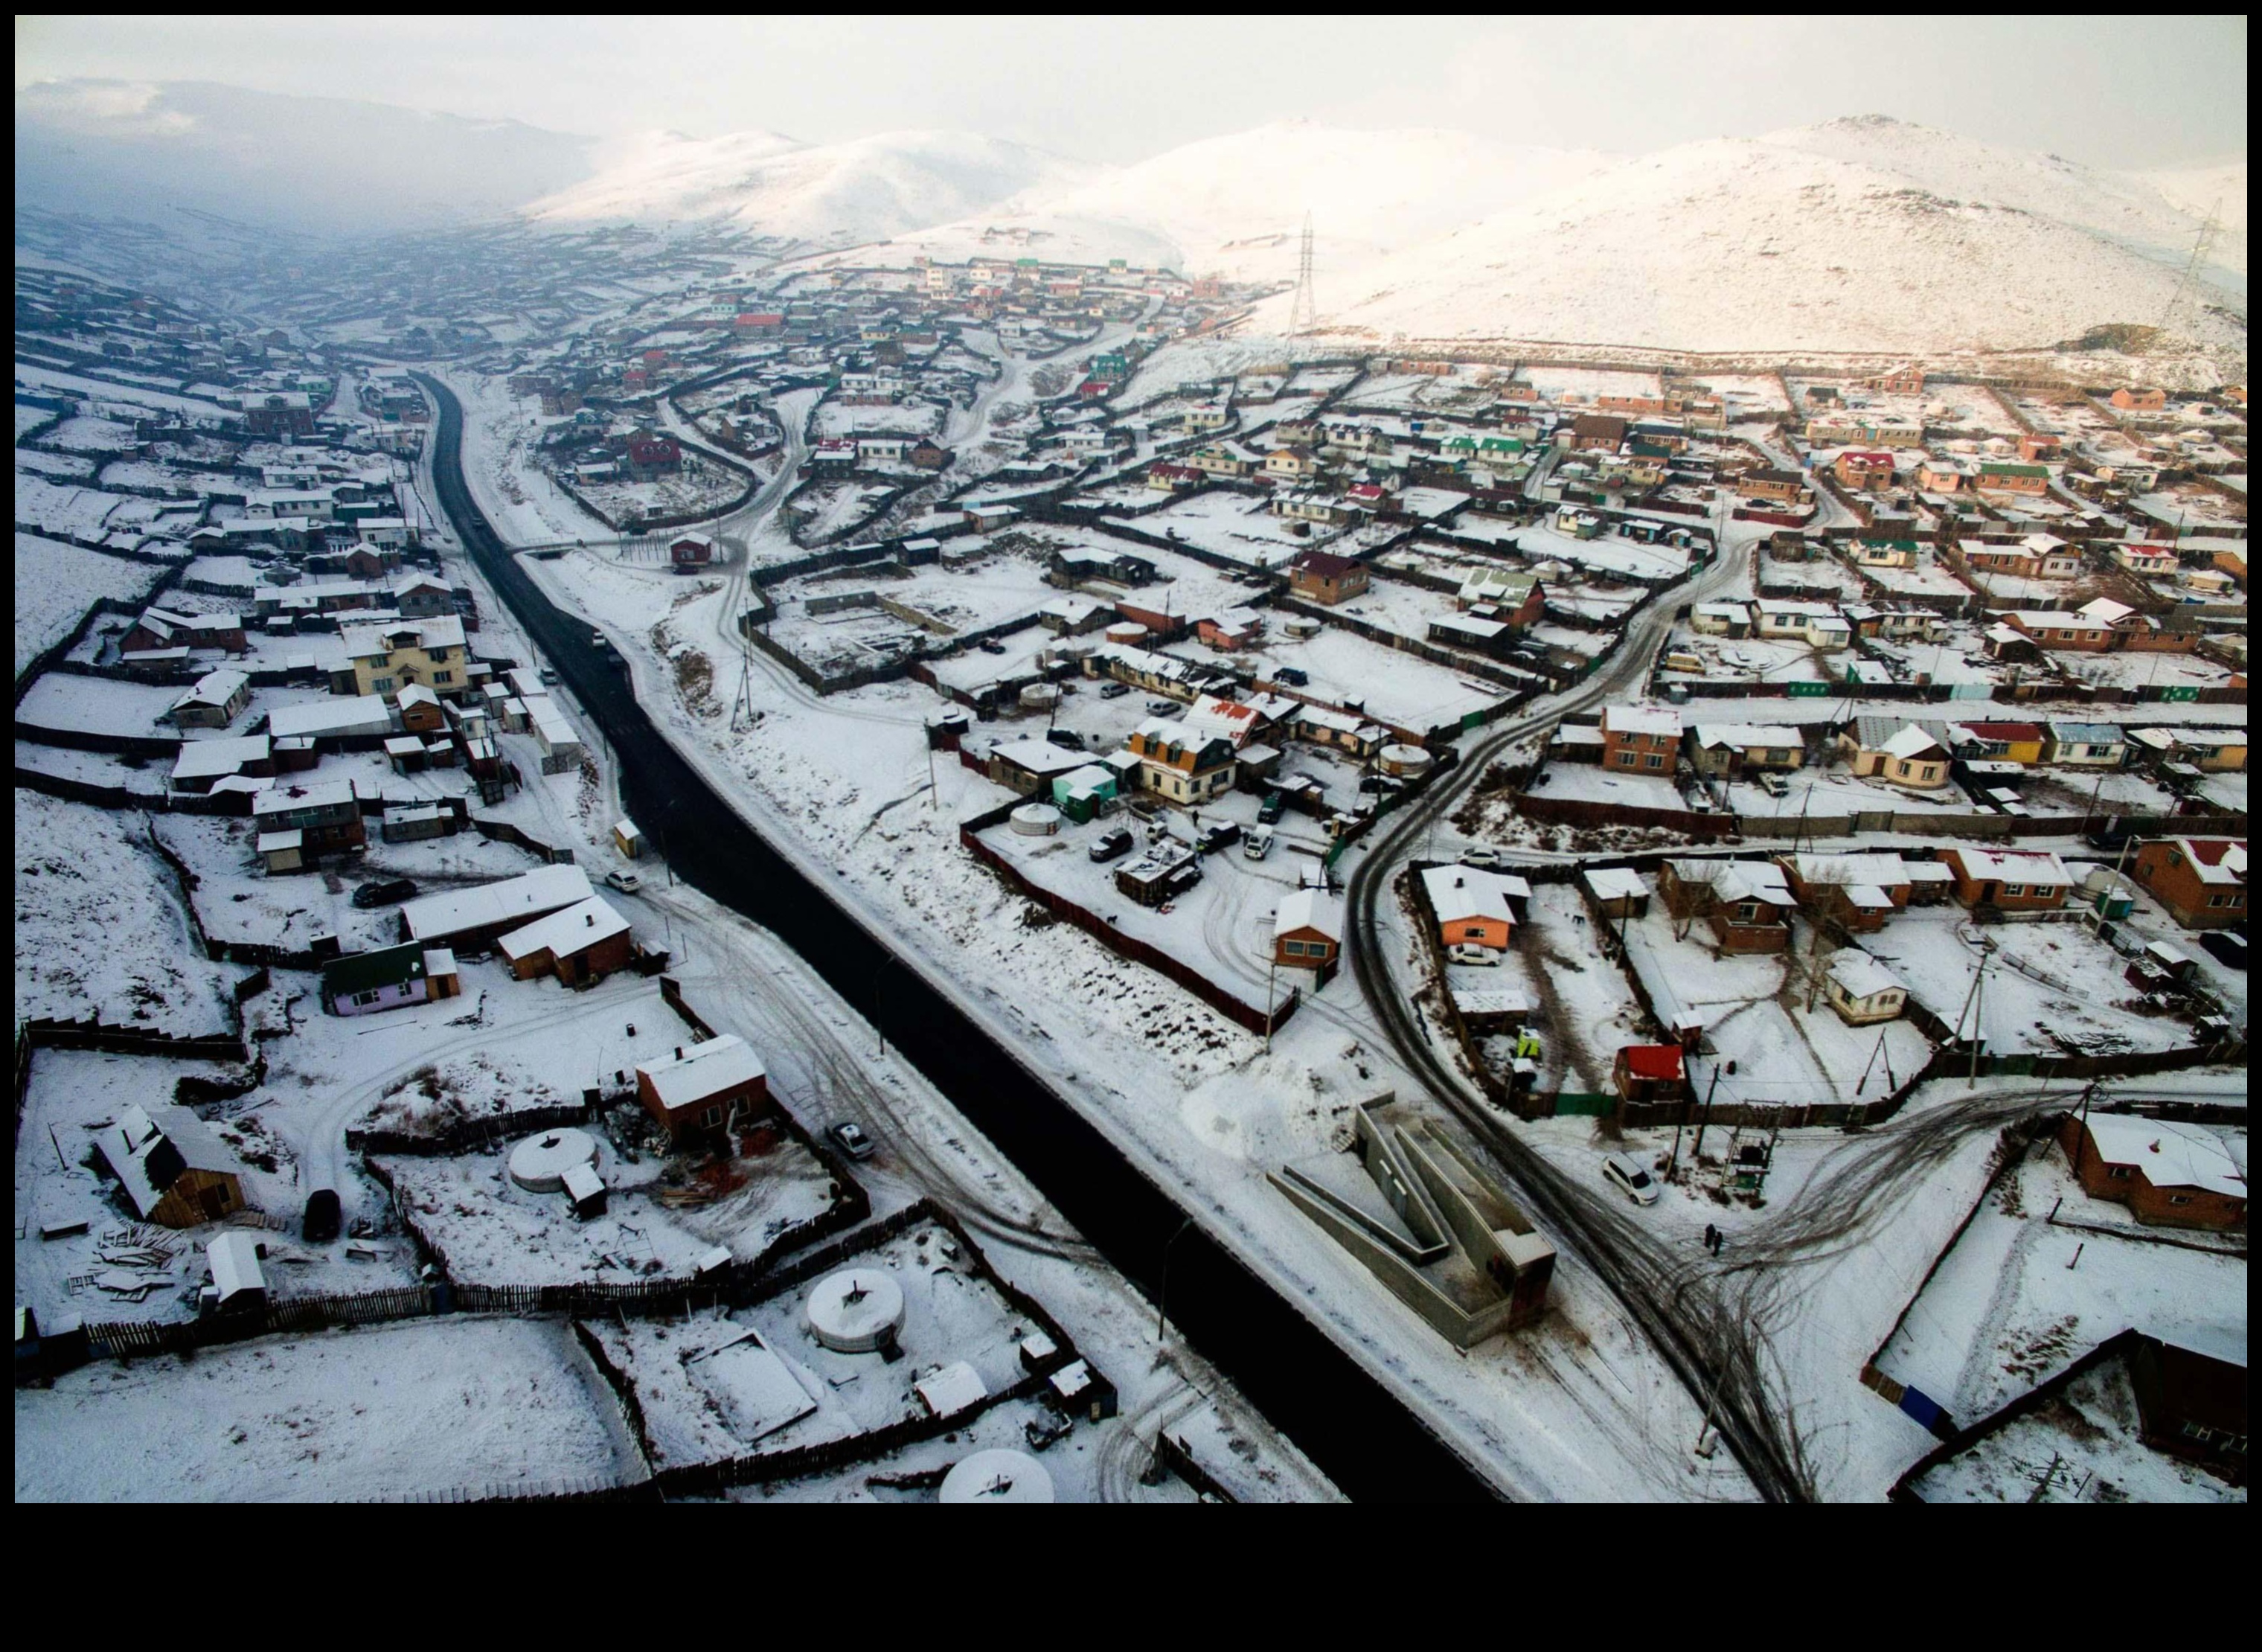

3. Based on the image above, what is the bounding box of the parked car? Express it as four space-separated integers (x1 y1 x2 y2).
1757 772 1790 798
2198 930 2247 970
978 640 1007 656
1274 667 1310 687
828 1121 877 1161
1243 826 1275 861
605 869 643 894
1089 827 1135 863
351 877 417 909
1194 822 1242 855
301 1186 342 1243
1257 791 1286 825
538 667 559 685
1099 681 1131 699
1602 1152 1662 1206
1446 942 1500 967
1461 847 1510 872
1145 699 1179 716
1045 727 1086 751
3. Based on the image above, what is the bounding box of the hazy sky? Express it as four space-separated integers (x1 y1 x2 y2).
14 15 2248 169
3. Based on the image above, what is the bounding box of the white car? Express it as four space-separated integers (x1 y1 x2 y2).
604 869 643 894
1242 826 1275 861
1446 942 1500 967
1601 1152 1662 1206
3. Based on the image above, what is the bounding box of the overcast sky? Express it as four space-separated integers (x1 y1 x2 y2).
14 15 2248 170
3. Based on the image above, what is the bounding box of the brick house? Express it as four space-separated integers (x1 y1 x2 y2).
2129 1336 2249 1484
1287 550 1369 606
670 533 716 569
244 392 314 438
1657 859 1794 953
1737 467 1809 505
1780 853 1916 932
1939 847 2074 912
2060 1114 2246 1231
496 895 634 987
2110 387 2168 412
123 607 248 655
635 1034 772 1145
2130 838 2247 929
1612 1044 1687 1109
1834 450 1897 490
2004 611 2114 652
1599 704 1682 774
625 432 681 478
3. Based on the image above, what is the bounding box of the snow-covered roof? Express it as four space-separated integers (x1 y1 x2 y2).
990 737 1090 775
2080 1116 2245 1198
400 864 594 942
170 734 271 781
1787 853 1912 889
1423 865 1516 926
1602 704 1682 739
914 1360 989 1418
1881 724 1947 761
251 778 355 818
1275 889 1343 943
171 667 249 712
267 696 393 740
207 1232 265 1304
496 895 629 964
2159 839 2246 885
1693 723 1801 749
637 1034 766 1110
560 1162 606 1204
1949 848 2073 886
1584 867 1648 902
1826 951 1905 1001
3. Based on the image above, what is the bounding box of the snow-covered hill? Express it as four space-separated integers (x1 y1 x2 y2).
1765 115 2243 279
2133 159 2247 237
820 121 1615 286
1250 127 2247 358
523 129 1092 245
14 80 595 234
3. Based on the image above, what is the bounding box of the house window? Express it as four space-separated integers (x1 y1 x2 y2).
2002 884 2025 898
433 670 453 685
1734 903 1760 922
2108 1165 2133 1180
1462 926 1486 941
353 989 382 1006
1645 754 1665 769
1919 766 1938 781
2208 894 2234 909
702 1104 723 1127
1618 752 1637 767
373 676 395 692
1283 939 1306 957
2168 1194 2194 1206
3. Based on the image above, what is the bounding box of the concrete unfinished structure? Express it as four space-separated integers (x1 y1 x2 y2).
1271 1095 1555 1347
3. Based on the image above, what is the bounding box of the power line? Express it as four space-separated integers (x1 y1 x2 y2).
1289 214 1319 340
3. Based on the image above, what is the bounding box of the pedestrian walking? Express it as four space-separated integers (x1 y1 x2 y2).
1703 1223 1718 1253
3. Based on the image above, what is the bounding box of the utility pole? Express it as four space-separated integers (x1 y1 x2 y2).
1966 944 1990 1087
1691 1065 1722 1162
1264 950 1279 1054
1288 214 1319 342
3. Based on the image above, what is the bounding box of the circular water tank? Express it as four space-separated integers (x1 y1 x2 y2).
1379 743 1433 777
805 1267 905 1352
940 1448 1054 1505
507 1127 598 1194
1104 622 1147 644
1009 803 1062 836
1281 615 1321 639
1019 682 1060 710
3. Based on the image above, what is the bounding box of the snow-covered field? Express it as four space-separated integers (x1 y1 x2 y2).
13 534 166 679
15 793 239 1036
16 1317 636 1502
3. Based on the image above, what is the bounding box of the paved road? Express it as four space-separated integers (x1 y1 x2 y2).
1343 508 1827 1502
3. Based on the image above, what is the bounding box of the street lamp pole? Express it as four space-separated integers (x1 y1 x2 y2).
1156 1214 1196 1351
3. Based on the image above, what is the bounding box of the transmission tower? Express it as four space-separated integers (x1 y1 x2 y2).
2153 199 2223 348
1288 213 1319 339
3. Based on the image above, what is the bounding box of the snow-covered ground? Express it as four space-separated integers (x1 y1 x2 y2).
13 533 167 679
16 1316 638 1502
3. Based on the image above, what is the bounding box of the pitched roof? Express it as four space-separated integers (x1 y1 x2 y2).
1423 865 1516 926
496 895 629 964
400 865 593 942
2081 1116 2245 1197
1275 889 1343 943
637 1034 766 1110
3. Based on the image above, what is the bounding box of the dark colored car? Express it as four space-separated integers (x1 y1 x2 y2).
1257 791 1286 825
1089 827 1135 863
2198 930 2247 970
829 1121 877 1161
1045 728 1086 751
352 877 418 909
1274 667 1310 687
1195 822 1242 854
301 1187 342 1243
